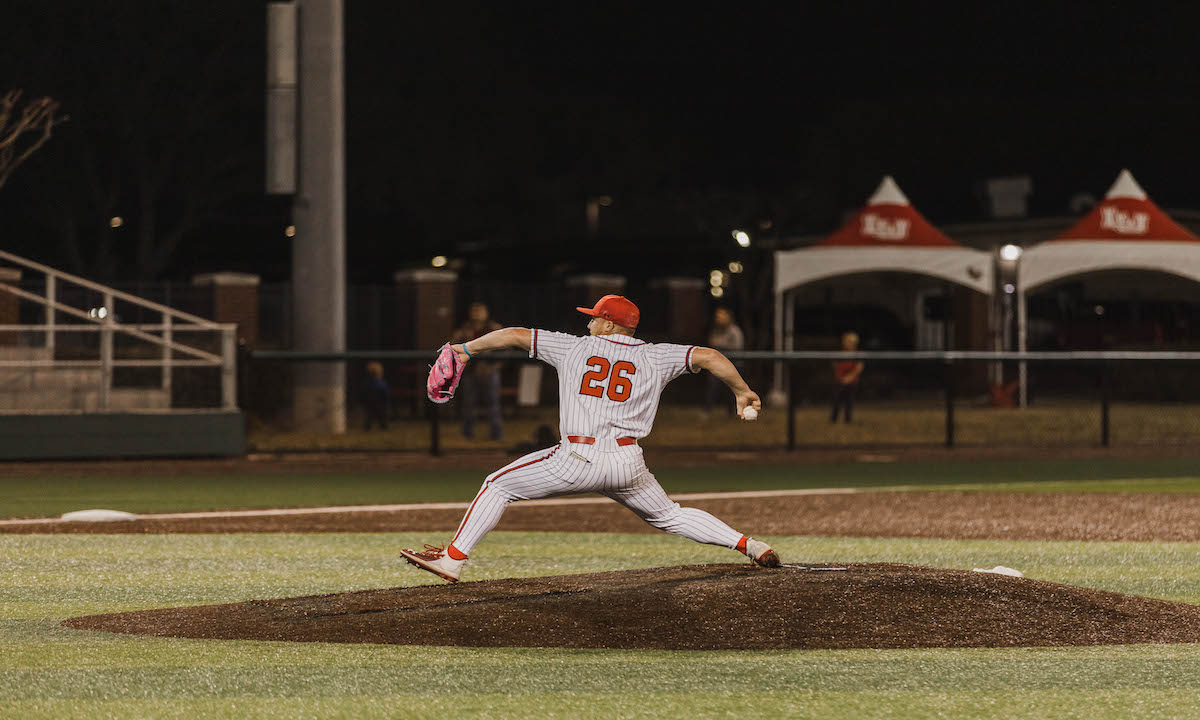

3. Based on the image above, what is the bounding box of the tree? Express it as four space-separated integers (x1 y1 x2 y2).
1 1 259 282
0 90 63 191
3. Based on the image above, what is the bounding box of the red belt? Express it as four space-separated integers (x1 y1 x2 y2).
567 435 637 447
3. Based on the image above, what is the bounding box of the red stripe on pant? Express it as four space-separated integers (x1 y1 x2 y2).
567 435 637 446
451 445 561 550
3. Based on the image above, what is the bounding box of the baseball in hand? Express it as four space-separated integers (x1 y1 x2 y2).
742 407 758 421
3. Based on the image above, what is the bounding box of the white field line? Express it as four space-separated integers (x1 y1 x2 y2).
0 487 872 526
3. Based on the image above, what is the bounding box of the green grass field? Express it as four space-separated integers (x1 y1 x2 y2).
5 457 1200 718
6 532 1200 719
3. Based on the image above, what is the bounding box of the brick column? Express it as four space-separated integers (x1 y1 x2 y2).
566 274 626 310
0 268 20 346
192 272 261 347
648 276 706 343
393 269 457 350
953 286 991 394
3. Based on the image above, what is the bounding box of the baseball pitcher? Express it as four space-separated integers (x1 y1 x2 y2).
404 294 780 582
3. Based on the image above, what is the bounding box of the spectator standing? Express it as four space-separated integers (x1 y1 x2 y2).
452 302 504 440
361 361 390 430
831 331 864 423
704 307 745 415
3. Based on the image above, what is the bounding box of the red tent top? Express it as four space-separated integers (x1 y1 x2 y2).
819 176 959 248
1056 169 1198 243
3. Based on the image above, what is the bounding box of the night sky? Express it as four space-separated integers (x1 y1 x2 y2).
1 1 1198 284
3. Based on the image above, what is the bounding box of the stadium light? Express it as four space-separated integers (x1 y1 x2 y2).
728 261 743 274
109 216 123 228
732 230 751 248
431 255 448 268
710 286 724 298
1000 244 1022 262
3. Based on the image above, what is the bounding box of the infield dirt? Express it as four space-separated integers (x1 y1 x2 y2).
64 563 1200 650
16 490 1200 543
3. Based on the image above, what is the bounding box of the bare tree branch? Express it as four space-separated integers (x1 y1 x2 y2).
0 90 66 191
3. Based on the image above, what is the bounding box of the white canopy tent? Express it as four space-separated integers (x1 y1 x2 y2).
1016 169 1200 404
772 176 994 396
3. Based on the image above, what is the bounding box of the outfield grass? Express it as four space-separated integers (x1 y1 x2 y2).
3 456 1200 519
6 532 1200 719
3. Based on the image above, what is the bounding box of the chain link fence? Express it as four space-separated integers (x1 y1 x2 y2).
243 351 1200 454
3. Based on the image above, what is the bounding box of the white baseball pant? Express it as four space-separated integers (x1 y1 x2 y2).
449 440 746 556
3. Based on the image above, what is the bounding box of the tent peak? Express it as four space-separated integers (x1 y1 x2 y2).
1106 169 1148 200
867 176 910 206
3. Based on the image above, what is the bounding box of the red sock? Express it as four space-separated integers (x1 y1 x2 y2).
447 544 468 561
736 536 748 554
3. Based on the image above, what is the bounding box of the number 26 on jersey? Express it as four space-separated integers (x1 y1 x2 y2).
579 356 636 402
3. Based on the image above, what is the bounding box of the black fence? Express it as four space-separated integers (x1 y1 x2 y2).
244 350 1200 455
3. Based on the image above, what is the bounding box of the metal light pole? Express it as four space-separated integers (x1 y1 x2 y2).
997 244 1025 408
288 0 347 432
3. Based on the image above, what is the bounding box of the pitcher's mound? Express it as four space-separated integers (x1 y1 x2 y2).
63 563 1200 650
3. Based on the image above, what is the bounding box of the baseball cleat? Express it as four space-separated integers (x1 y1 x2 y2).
745 538 781 568
400 545 465 583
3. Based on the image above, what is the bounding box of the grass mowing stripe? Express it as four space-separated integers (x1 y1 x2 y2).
4 456 1200 518
6 656 1200 698
2 691 1200 720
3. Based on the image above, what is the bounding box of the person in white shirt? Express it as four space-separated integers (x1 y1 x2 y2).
401 294 780 582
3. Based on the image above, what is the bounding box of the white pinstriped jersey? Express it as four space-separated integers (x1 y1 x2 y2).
529 329 699 441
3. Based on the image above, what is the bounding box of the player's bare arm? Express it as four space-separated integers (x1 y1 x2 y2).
691 347 761 418
452 327 532 364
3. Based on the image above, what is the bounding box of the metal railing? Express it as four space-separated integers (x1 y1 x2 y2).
0 249 238 411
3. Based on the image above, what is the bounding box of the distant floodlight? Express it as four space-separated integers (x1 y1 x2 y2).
285 225 296 237
733 230 751 247
89 307 109 319
728 261 743 274
999 244 1022 262
1003 283 1015 294
710 286 724 298
431 255 448 268
1094 305 1105 316
109 216 123 228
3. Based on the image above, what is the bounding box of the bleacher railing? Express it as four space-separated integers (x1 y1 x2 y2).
0 249 238 411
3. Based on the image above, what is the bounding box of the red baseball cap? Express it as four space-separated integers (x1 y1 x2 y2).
576 294 640 329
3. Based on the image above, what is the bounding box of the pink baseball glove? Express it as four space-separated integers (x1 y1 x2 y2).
426 343 466 404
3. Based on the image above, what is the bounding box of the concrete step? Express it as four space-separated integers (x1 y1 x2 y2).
0 386 170 411
31 368 103 386
0 346 51 362
0 367 103 390
108 388 170 410
0 388 94 411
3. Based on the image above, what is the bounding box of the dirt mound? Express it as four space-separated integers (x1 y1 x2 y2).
63 563 1200 650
